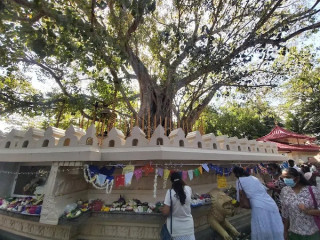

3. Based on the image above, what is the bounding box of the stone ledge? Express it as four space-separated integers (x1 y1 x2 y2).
0 214 75 240
0 209 40 222
0 208 251 240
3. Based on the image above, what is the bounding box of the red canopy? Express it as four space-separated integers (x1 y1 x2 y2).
256 126 316 142
275 142 320 152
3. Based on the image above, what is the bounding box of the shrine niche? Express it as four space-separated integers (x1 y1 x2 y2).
149 125 170 146
228 137 239 152
37 127 65 148
202 133 220 150
102 127 126 148
17 128 44 149
247 140 258 152
216 135 231 151
79 124 99 147
125 126 148 147
168 128 186 147
238 138 249 152
186 131 204 148
0 129 24 149
57 125 85 147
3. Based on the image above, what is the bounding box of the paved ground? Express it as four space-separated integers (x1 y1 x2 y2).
0 230 33 240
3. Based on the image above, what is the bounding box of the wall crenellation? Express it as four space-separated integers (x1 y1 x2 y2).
0 124 278 154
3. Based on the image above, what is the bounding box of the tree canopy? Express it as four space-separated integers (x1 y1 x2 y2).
1 0 320 130
283 66 320 139
203 98 279 139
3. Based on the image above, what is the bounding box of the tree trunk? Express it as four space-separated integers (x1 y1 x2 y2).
138 85 174 130
125 43 203 134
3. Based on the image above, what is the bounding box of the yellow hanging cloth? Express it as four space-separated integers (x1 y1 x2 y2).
164 169 170 180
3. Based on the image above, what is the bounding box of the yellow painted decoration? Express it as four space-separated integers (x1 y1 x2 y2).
217 175 227 189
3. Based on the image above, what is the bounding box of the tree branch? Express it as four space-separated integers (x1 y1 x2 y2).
18 57 70 97
110 69 137 115
124 43 158 90
182 85 220 123
256 21 320 46
281 21 320 42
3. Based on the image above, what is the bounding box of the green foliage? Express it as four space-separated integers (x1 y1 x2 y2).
1 0 320 130
283 67 320 139
203 99 279 139
0 74 42 116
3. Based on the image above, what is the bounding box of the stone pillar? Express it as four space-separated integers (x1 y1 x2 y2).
40 162 59 225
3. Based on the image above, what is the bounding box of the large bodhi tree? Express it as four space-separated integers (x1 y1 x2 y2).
1 0 320 127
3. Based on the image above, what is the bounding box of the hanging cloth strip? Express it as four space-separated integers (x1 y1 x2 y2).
88 165 100 176
123 165 135 175
96 174 107 186
188 169 194 181
115 175 125 188
164 169 170 180
143 164 154 176
194 168 200 177
202 163 209 172
125 172 134 186
163 169 170 189
100 166 115 176
134 168 143 181
157 168 164 177
182 171 188 181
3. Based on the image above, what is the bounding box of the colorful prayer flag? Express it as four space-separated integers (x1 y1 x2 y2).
194 168 200 177
202 163 209 172
188 170 193 181
123 165 135 174
115 175 125 187
164 169 170 180
134 168 143 181
125 172 134 186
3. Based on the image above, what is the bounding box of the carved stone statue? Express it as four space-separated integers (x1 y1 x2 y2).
208 189 240 240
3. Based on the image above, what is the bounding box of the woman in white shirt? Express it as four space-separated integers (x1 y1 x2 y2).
161 171 195 240
233 166 284 240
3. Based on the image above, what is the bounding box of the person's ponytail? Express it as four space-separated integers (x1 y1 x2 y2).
170 172 186 205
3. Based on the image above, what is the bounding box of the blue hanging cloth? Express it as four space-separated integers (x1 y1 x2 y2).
100 166 115 176
106 175 114 181
89 165 100 177
208 163 215 171
96 174 107 185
